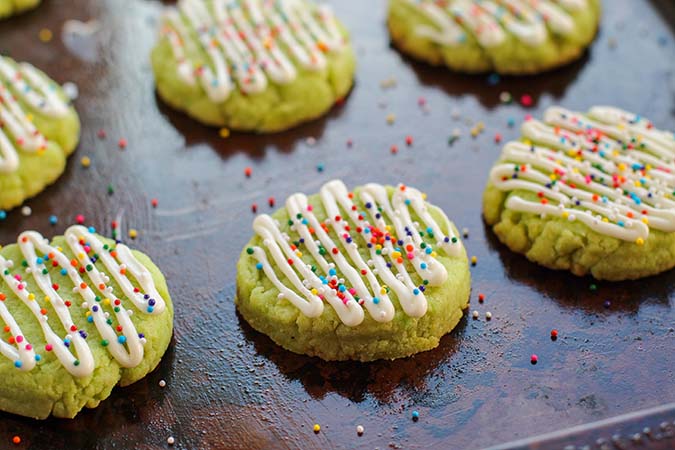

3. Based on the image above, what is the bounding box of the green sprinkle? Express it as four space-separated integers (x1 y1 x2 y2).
101 339 109 347
246 248 254 255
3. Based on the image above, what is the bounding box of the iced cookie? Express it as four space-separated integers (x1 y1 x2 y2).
0 0 40 19
0 226 174 419
484 106 675 280
0 56 80 211
151 0 356 132
387 0 601 74
237 180 471 361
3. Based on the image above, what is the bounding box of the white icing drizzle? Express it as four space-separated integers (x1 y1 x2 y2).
248 180 463 327
160 0 347 102
0 226 166 377
490 106 675 242
403 0 587 48
0 57 70 174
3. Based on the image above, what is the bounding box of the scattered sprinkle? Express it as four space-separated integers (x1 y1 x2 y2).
390 145 398 154
386 113 396 125
49 215 58 226
472 310 479 320
0 210 6 220
520 94 533 107
38 28 53 42
97 129 107 139
499 91 512 104
462 227 469 238
306 137 316 146
551 329 558 340
356 425 364 436
251 203 258 213
313 424 321 433
219 127 230 138
159 379 166 388
128 229 138 239
151 198 159 208
118 138 127 149
478 293 485 303
167 436 175 446
412 410 420 421
316 163 324 172
244 167 252 177
76 214 85 224
485 311 492 320
21 206 31 217
268 197 275 207
12 435 21 445
80 156 91 168
531 354 538 365
471 256 477 266
405 135 413 146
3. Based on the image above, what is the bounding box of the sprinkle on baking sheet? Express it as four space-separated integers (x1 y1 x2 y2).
49 215 58 226
531 354 538 365
244 167 252 177
39 28 53 42
12 435 21 445
411 410 420 421
118 138 127 149
313 423 321 433
356 425 364 436
551 329 558 340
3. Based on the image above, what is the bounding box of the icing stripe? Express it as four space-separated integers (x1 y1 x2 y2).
0 57 70 174
490 106 675 242
248 180 462 327
402 0 587 48
160 0 347 102
0 226 166 377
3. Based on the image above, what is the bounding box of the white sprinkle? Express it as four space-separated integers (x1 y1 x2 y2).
472 310 479 319
21 206 32 216
62 81 79 100
462 227 469 238
356 425 364 435
305 137 316 146
485 311 492 320
167 436 175 445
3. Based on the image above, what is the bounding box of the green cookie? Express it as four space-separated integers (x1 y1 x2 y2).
388 0 601 74
0 56 81 211
0 0 40 18
237 180 471 361
151 0 356 133
0 226 174 419
483 105 675 280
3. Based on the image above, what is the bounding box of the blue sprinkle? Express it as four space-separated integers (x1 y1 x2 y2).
413 288 420 295
425 247 432 254
14 361 22 368
60 268 68 276
372 297 380 304
405 199 411 205
49 215 58 225
412 410 420 421
36 257 43 265
118 335 127 344
88 226 96 233
0 210 6 220
87 316 94 323
147 306 154 313
420 262 427 270
329 268 336 276
487 73 500 85
256 262 263 270
338 285 346 292
35 355 41 362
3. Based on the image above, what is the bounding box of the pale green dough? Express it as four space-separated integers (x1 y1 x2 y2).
151 0 356 133
0 0 40 18
236 185 471 361
387 0 601 74
0 56 81 211
0 234 174 419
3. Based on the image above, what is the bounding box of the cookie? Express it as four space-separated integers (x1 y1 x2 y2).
0 56 81 211
387 0 601 74
151 0 356 133
237 180 470 361
0 225 174 419
0 0 40 19
483 106 675 280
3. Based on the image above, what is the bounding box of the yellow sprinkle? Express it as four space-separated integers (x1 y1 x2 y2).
523 139 532 146
385 225 391 231
391 251 401 259
129 229 138 239
80 156 91 168
562 211 569 219
642 217 649 225
57 247 63 252
78 252 85 260
549 174 557 181
311 288 318 295
26 113 34 123
86 310 91 317
219 128 230 138
313 424 321 433
636 237 645 246
44 296 50 303
375 244 382 250
38 28 53 42
386 113 396 125
103 298 111 306
295 251 302 257
431 251 437 258
28 293 35 301
646 164 652 171
422 192 427 200
380 288 386 295
618 163 626 172
471 256 477 265
602 217 609 223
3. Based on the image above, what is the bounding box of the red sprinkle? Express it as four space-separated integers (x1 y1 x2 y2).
251 203 258 213
97 129 107 139
531 354 538 364
405 135 413 146
268 197 275 207
75 214 85 225
478 293 485 303
520 94 533 107
151 198 158 208
551 329 558 340
118 138 127 149
494 133 502 143
244 167 252 177
390 145 398 154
